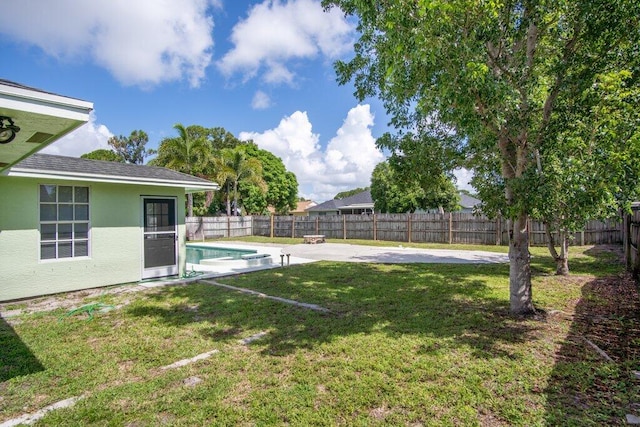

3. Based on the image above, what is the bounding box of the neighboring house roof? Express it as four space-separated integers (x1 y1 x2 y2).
459 193 481 210
0 79 93 172
5 153 218 192
306 198 340 212
308 190 480 214
266 201 317 215
293 200 317 213
307 190 374 212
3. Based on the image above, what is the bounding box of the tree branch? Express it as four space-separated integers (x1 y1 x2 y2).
545 222 560 260
535 20 583 148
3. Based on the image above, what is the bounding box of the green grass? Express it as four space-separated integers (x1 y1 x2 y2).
215 234 513 253
1 244 637 425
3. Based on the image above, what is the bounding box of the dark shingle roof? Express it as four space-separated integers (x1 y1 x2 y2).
11 153 215 188
459 193 481 209
307 190 373 212
307 198 340 212
340 190 373 206
0 79 90 103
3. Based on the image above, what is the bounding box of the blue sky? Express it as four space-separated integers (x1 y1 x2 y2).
0 0 471 202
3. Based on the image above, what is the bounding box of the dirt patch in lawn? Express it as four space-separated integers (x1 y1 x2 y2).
544 272 640 424
0 283 142 319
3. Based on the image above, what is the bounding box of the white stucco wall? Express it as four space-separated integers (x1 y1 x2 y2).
0 177 186 301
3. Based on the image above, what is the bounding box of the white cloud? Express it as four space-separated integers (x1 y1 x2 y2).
41 112 113 157
251 90 272 110
217 0 354 85
454 168 475 192
0 0 217 87
240 104 384 202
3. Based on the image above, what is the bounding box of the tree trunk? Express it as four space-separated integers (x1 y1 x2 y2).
509 214 536 315
233 181 239 216
204 190 214 210
225 182 231 216
555 230 570 275
499 129 535 315
544 223 570 276
187 193 193 217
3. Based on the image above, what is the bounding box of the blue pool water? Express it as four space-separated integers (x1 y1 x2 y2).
186 245 257 264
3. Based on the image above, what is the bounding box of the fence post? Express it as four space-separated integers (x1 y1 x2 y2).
634 224 640 278
373 214 377 241
227 216 231 238
407 213 412 243
270 214 274 238
496 216 501 245
624 212 631 269
343 215 347 240
315 217 319 235
580 230 585 246
291 216 295 238
449 212 453 244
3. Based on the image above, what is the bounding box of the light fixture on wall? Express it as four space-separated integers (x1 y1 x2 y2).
0 116 21 144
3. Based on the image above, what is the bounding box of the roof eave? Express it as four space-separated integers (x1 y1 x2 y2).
0 81 94 171
340 203 374 209
5 168 218 192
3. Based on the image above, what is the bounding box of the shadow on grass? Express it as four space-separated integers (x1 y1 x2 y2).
544 274 640 425
128 262 541 359
529 244 625 277
0 316 45 381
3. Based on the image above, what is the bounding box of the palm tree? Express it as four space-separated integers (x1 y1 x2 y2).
212 154 235 216
219 147 266 216
152 123 212 216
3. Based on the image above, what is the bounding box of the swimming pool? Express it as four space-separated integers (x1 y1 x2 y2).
186 245 257 264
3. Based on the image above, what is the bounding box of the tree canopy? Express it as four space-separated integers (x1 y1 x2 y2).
219 146 266 216
107 130 155 164
371 161 459 213
150 124 214 216
150 125 299 216
323 0 640 314
80 149 124 163
334 187 369 200
240 143 298 215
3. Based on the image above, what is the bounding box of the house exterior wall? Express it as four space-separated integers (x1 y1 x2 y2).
0 176 186 301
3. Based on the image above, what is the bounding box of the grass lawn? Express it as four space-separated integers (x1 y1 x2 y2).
216 235 514 253
1 244 639 425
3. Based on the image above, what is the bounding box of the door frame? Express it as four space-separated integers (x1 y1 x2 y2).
141 196 179 280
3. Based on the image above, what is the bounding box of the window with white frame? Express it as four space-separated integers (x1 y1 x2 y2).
39 185 90 260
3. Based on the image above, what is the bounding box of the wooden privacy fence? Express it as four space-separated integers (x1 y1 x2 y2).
185 214 621 246
251 213 622 246
186 216 253 240
623 207 640 275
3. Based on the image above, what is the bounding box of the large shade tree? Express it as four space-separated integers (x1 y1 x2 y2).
323 0 640 314
532 71 640 275
371 160 459 213
240 143 298 215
